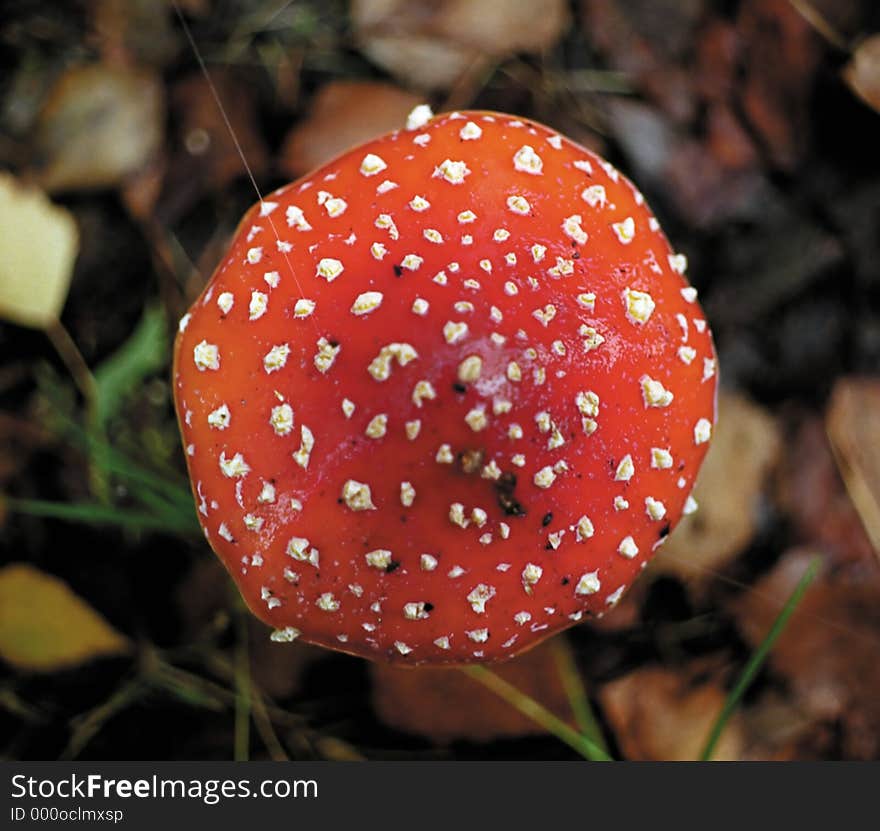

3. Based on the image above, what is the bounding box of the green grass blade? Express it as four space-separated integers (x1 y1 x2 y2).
92 304 168 429
4 497 200 535
40 404 195 515
64 415 191 501
548 637 609 755
125 482 198 526
88 441 194 515
461 665 613 761
700 556 821 761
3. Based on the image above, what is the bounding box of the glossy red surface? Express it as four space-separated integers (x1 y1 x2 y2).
173 111 718 664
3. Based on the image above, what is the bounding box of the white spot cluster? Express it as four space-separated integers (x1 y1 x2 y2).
194 341 219 371
270 402 294 436
316 257 344 282
314 337 340 374
263 343 290 374
513 145 543 175
341 479 376 511
359 153 387 177
208 404 230 430
624 288 655 324
433 159 470 185
351 291 383 316
368 342 418 381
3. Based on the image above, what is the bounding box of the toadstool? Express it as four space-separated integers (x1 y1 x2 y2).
173 109 718 665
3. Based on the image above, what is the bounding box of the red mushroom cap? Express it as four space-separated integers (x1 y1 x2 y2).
173 109 718 665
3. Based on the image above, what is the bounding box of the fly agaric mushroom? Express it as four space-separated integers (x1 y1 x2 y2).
173 109 718 665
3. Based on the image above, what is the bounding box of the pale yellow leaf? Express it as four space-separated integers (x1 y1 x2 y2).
34 65 164 193
844 34 880 114
0 563 129 672
352 0 569 90
0 173 78 329
652 392 781 581
826 377 880 555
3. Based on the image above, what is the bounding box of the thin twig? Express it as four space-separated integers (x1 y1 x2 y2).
233 602 252 761
61 679 145 760
44 318 96 405
250 688 289 761
787 0 849 51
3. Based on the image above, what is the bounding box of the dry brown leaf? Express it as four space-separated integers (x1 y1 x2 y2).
370 639 573 743
279 81 423 179
598 664 745 760
0 173 79 329
742 691 831 760
582 0 701 124
437 0 571 55
0 563 130 672
777 415 875 566
706 102 759 171
33 65 164 193
843 34 880 113
737 0 823 170
358 35 474 92
352 0 569 90
156 71 267 224
652 392 781 581
826 378 880 556
732 548 880 759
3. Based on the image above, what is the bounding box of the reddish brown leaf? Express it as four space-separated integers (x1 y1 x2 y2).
737 0 824 170
157 71 268 223
732 549 880 759
599 664 745 760
777 414 875 567
279 81 423 179
370 639 574 743
581 0 702 124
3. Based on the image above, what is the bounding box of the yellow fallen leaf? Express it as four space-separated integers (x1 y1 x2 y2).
0 563 129 672
0 173 78 329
